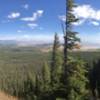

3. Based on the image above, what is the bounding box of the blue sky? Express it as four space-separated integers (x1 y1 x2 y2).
0 0 100 45
0 0 65 42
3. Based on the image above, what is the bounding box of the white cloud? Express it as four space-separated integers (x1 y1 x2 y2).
90 21 99 26
72 19 85 26
27 23 38 29
59 15 66 22
21 10 44 22
37 10 44 16
23 4 29 10
73 5 100 21
59 5 100 26
8 12 20 19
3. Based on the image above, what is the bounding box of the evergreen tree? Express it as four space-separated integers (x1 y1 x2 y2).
64 0 80 68
67 58 88 100
42 62 51 92
63 0 80 86
41 62 52 100
63 0 80 84
62 0 88 99
51 33 62 90
34 74 42 100
90 60 100 99
23 74 35 100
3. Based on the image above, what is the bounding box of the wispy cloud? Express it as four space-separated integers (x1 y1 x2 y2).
27 23 38 29
8 12 20 19
21 10 44 22
22 4 29 10
58 15 66 22
90 21 99 26
72 19 85 26
17 30 22 33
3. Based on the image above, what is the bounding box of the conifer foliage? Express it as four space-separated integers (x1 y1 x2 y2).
66 59 88 100
51 33 62 90
42 62 51 93
62 0 88 99
64 0 80 68
63 0 80 86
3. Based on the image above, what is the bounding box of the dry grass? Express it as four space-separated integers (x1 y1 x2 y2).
0 92 18 100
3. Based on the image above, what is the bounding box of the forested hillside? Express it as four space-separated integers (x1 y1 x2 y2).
0 0 100 100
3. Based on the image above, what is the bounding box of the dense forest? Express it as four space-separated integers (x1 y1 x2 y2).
0 0 100 100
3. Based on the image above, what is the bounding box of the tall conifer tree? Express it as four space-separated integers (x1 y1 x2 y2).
62 0 88 99
51 33 62 90
63 0 80 84
42 62 51 92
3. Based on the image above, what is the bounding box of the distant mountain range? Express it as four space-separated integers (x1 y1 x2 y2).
0 40 53 47
0 40 100 51
0 40 17 46
79 43 100 51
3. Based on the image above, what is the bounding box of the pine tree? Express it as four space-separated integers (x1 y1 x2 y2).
62 0 88 99
63 0 80 84
67 59 88 100
51 33 62 90
42 62 51 92
23 74 35 100
41 62 52 100
90 60 100 99
34 74 42 100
